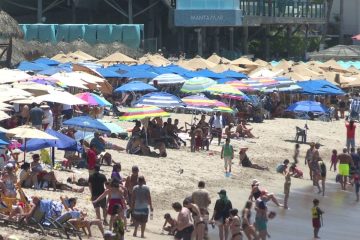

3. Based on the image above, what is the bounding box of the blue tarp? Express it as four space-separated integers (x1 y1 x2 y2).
33 58 60 66
17 61 49 72
114 81 157 93
196 69 225 79
220 70 247 79
20 129 77 151
296 80 345 95
96 68 123 78
38 63 72 76
120 70 158 79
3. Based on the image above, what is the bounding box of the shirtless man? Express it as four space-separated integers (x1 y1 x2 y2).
337 147 354 190
224 124 239 139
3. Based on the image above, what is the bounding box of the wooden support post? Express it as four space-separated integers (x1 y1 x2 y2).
242 26 249 55
195 28 203 56
265 25 270 60
229 27 234 52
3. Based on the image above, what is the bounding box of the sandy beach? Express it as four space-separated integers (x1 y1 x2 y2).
1 114 357 240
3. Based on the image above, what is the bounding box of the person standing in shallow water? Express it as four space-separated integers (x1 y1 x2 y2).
311 199 324 239
345 119 356 151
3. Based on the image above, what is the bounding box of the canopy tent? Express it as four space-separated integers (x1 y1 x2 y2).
63 116 111 133
220 70 247 79
75 92 112 106
35 90 88 105
97 52 137 65
114 81 157 93
20 129 77 152
135 92 185 108
209 63 247 73
33 57 60 66
37 63 73 76
296 80 345 95
286 101 328 113
17 61 49 72
149 73 186 85
97 68 123 78
120 70 158 79
207 53 231 64
180 77 216 93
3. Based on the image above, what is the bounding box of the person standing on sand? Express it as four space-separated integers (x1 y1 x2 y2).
88 165 108 225
352 171 360 201
226 209 242 240
345 119 356 151
311 199 324 239
221 138 234 175
210 111 224 146
305 143 316 180
330 149 338 172
172 202 194 240
337 147 354 190
293 144 300 164
192 181 211 238
283 170 291 209
210 189 232 240
310 143 322 194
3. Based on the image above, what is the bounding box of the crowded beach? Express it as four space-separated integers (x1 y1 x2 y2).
0 52 360 240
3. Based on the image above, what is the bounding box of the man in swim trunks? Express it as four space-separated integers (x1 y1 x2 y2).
337 147 354 190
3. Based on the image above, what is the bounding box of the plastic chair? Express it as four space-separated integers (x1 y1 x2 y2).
295 126 306 143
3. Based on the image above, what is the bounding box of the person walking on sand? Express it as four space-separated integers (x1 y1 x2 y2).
192 181 211 238
318 159 327 196
210 189 232 240
337 147 354 190
226 209 242 240
345 119 356 151
210 111 225 146
310 143 322 194
330 149 338 172
283 170 291 209
311 199 324 239
305 143 316 180
293 144 300 164
353 171 360 201
221 138 234 175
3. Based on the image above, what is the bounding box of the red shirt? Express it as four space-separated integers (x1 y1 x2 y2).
87 149 97 170
346 123 356 138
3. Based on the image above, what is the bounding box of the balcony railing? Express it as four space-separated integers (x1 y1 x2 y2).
239 0 326 18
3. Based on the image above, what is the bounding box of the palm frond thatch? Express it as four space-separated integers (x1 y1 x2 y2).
0 10 23 38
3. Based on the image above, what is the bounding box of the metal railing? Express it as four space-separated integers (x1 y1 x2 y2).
239 0 326 18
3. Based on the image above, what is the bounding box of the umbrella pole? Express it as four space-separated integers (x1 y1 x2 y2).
51 147 55 169
23 138 27 162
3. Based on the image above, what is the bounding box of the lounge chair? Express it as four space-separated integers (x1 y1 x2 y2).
55 212 83 240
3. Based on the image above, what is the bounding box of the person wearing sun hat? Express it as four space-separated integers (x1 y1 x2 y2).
210 189 233 240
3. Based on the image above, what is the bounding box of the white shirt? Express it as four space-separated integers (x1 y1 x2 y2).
42 109 53 129
213 116 223 128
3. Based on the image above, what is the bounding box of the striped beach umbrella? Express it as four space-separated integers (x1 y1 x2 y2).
135 92 185 108
149 73 186 85
214 106 234 113
180 77 216 93
182 95 227 108
226 80 254 91
119 106 170 121
205 84 249 100
75 92 112 106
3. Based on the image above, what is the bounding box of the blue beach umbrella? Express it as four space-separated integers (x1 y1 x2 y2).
196 69 225 79
135 92 185 108
220 70 247 79
63 116 111 133
120 70 158 79
114 81 157 93
286 101 328 113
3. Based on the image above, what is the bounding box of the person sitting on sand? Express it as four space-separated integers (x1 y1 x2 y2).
224 124 239 139
173 119 187 147
18 162 37 188
276 159 290 174
0 163 17 197
239 148 269 170
30 154 57 190
289 163 304 178
163 213 177 235
226 208 242 240
236 121 256 138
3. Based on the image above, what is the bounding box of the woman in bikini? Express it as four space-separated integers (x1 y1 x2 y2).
242 201 258 240
93 179 126 231
227 208 242 240
183 198 205 240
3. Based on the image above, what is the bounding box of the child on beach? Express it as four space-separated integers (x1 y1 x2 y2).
352 171 360 201
330 149 338 172
276 159 290 174
162 213 176 235
284 170 291 209
289 163 303 178
293 144 300 164
311 199 324 239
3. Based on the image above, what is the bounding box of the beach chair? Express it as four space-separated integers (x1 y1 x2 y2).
295 126 306 143
54 212 83 240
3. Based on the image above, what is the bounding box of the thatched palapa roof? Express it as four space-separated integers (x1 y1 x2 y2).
0 10 22 38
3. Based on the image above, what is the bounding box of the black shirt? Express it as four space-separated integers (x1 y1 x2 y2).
88 172 107 197
214 199 232 222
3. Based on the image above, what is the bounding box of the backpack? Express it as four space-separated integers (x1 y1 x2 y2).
319 161 326 175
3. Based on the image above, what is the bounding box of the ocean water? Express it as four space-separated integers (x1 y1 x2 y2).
208 181 359 240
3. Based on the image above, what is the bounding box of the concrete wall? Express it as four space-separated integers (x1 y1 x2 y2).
331 0 360 35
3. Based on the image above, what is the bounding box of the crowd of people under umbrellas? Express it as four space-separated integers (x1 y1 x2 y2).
0 91 360 239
